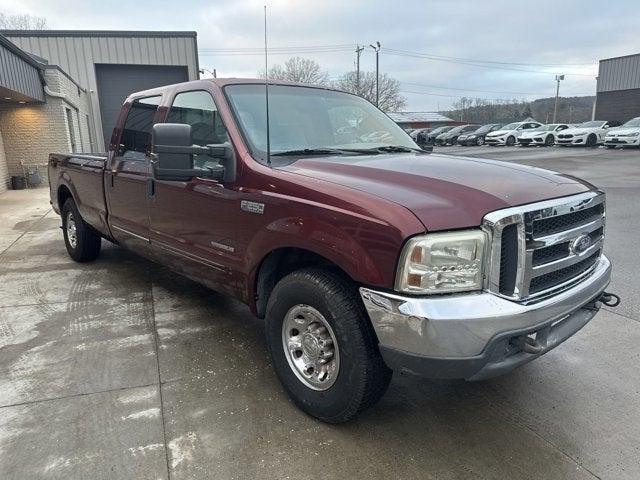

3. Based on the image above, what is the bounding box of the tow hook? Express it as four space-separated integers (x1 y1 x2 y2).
513 335 544 354
599 291 621 307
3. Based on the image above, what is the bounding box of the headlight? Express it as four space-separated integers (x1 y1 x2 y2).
395 230 487 294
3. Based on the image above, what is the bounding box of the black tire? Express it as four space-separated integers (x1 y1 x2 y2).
586 134 597 147
450 137 458 145
61 198 101 262
545 135 554 146
265 268 392 423
476 136 485 146
506 135 516 146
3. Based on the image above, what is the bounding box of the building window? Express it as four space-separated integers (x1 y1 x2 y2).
65 108 77 153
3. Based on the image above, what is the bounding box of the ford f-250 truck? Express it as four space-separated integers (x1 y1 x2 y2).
49 79 618 423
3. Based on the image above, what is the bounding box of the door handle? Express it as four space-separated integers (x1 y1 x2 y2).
147 178 155 199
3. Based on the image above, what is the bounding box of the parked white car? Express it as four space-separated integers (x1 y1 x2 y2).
556 120 622 147
517 124 572 147
485 121 543 146
604 117 640 149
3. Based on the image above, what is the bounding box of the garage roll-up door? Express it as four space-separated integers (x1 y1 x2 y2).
96 64 188 148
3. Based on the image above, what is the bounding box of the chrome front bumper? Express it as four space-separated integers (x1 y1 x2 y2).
360 255 611 380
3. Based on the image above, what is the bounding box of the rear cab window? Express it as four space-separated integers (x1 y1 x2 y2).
119 95 162 160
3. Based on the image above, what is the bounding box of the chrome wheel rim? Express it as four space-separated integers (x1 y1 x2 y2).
66 212 78 249
281 305 340 391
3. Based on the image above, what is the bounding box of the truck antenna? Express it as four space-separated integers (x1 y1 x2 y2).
264 5 271 166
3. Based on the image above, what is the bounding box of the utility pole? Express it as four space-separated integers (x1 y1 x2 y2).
369 41 381 106
553 74 564 123
355 45 364 94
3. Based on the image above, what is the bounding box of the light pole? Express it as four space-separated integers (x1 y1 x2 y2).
355 45 364 94
369 41 381 106
553 74 564 123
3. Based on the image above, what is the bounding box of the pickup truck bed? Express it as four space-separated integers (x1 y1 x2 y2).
49 153 110 240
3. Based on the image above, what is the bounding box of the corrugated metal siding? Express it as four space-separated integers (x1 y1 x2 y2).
4 32 199 150
0 42 44 102
597 54 640 93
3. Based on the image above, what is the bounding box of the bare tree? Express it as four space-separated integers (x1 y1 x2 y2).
0 13 47 29
260 57 329 86
334 71 406 112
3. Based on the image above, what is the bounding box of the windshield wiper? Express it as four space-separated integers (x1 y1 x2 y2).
271 148 349 157
349 145 427 154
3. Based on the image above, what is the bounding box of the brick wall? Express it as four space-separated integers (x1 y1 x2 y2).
0 67 92 188
0 130 8 193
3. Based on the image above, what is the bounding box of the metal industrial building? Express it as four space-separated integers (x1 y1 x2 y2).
2 30 200 150
595 53 640 123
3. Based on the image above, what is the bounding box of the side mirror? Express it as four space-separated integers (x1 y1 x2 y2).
151 123 233 182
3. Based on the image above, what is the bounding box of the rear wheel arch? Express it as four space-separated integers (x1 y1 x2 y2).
57 184 73 212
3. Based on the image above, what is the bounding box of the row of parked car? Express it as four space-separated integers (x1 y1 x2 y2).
407 116 640 149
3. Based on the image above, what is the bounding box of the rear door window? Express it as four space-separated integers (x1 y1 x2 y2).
120 96 162 160
166 90 229 170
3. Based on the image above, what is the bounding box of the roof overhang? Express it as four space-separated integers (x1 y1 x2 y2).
0 34 45 104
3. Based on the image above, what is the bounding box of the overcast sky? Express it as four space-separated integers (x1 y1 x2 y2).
2 0 640 111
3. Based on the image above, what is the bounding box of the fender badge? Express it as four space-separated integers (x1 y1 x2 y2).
241 200 265 214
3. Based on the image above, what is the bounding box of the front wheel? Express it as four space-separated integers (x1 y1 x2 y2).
545 135 555 146
476 136 485 146
506 135 516 146
265 268 391 423
586 134 598 147
62 198 101 262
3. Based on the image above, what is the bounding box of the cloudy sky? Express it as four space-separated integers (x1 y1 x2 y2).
2 0 640 110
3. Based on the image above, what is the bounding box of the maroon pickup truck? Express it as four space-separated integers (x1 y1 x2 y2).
49 78 617 423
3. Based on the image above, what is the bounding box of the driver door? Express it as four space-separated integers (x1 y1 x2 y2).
148 89 239 296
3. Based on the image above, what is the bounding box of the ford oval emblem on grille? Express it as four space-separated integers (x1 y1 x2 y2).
571 234 592 254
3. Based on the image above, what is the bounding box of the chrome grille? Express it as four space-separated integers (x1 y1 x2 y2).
484 191 605 302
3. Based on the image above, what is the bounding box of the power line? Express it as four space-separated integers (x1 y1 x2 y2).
383 47 596 67
383 48 596 77
401 81 593 97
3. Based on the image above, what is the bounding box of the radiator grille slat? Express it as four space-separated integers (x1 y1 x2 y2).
486 192 605 302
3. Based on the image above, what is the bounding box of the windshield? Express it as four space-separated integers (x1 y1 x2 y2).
430 126 452 135
501 123 519 130
476 124 499 133
578 121 604 128
224 84 419 163
623 117 640 127
445 126 465 134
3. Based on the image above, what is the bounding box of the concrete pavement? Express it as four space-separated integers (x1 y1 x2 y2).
0 146 639 479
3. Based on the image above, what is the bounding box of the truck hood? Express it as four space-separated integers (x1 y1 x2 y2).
277 153 593 231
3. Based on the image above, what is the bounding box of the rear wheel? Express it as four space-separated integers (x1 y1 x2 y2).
545 135 554 146
62 198 101 262
265 268 391 423
506 135 516 146
586 134 597 147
